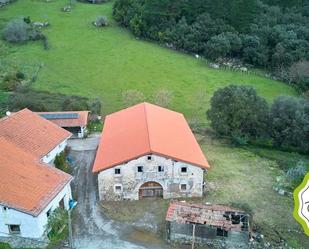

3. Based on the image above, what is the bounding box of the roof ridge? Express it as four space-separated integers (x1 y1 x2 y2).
143 103 152 152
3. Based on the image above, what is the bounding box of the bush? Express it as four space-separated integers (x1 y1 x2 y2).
45 208 68 243
94 16 109 27
1 73 21 91
3 18 30 43
122 89 145 107
54 152 71 173
286 161 307 189
207 85 269 139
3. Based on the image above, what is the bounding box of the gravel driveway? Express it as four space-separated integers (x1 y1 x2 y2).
68 135 167 249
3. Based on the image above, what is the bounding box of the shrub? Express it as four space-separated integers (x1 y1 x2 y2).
207 85 270 139
1 73 21 91
45 208 68 243
94 16 109 27
54 152 71 173
122 89 145 107
153 89 173 107
286 161 307 189
3 18 30 43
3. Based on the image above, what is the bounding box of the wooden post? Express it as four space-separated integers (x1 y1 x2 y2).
191 224 196 249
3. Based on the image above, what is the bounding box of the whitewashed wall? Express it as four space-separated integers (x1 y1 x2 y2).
0 183 72 238
98 154 205 201
41 139 68 164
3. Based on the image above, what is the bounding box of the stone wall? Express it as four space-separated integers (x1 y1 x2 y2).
97 154 205 201
0 235 48 248
167 221 249 249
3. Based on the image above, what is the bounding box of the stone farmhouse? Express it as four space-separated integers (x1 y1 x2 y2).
92 102 209 201
0 109 73 240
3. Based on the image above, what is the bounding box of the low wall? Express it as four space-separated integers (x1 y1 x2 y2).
0 236 48 248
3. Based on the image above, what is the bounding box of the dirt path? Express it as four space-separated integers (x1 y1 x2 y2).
69 136 167 249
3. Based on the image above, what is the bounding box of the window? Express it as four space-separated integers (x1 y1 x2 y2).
137 166 143 173
147 155 152 161
114 185 122 193
46 208 52 218
158 166 164 172
3 206 7 211
115 168 121 175
181 167 187 173
216 228 228 237
180 184 187 191
8 225 21 235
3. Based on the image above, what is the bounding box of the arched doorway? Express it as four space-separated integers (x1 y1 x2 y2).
139 181 163 199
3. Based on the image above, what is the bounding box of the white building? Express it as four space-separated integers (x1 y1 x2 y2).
0 109 72 163
0 138 72 239
0 109 73 241
93 103 209 201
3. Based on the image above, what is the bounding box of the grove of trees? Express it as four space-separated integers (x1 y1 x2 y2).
113 0 309 94
207 85 309 154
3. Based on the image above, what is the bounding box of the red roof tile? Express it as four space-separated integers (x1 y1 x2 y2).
37 111 89 127
0 109 72 159
92 103 209 172
0 137 72 216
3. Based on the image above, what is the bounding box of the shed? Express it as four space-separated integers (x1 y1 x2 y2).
166 201 250 248
37 111 89 138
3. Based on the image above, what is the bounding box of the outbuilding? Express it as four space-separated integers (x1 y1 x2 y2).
166 201 250 248
37 111 89 138
92 102 209 201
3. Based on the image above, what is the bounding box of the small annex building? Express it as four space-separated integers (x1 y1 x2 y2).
166 202 250 248
92 102 209 201
0 109 73 242
0 109 72 163
37 111 89 138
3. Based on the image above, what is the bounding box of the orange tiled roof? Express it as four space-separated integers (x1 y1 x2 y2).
37 111 89 127
0 137 72 216
0 109 72 159
92 103 209 172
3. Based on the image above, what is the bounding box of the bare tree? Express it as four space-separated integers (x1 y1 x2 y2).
122 89 145 107
153 89 173 107
289 60 309 84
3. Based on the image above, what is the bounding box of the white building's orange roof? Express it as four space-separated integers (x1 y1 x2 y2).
92 103 209 172
0 137 72 216
0 109 71 158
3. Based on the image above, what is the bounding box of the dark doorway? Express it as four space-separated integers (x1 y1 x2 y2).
139 181 163 199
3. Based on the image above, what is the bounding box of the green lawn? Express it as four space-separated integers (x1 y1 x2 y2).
0 0 296 123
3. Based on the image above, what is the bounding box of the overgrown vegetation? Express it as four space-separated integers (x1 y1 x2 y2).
207 85 309 154
113 0 309 94
3 17 48 49
54 151 71 174
45 208 69 247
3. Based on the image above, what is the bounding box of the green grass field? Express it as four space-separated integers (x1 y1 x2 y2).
0 0 296 123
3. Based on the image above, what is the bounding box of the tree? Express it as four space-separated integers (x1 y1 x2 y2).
122 89 145 107
153 89 173 107
207 85 269 139
270 96 309 153
289 60 309 92
205 33 231 59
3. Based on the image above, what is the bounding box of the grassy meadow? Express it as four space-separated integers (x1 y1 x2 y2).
0 0 296 123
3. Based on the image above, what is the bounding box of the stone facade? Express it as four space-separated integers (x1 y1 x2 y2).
97 154 205 201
